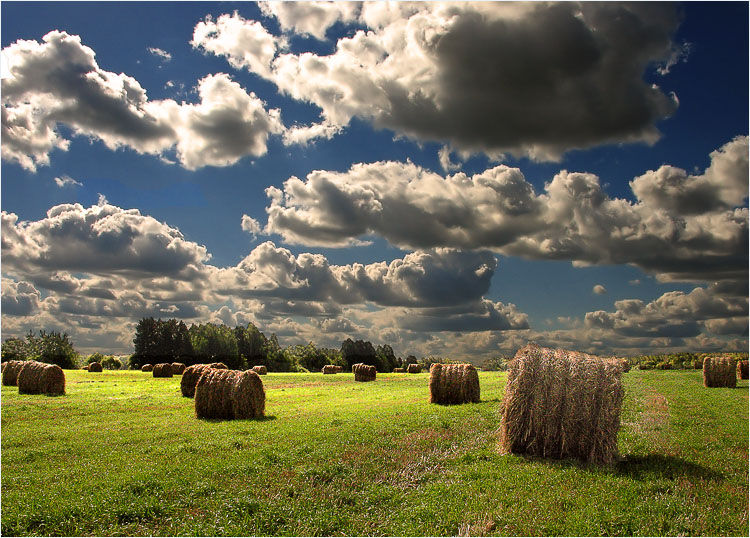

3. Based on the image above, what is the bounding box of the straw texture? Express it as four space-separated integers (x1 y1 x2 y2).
429 363 480 404
88 362 103 372
703 356 737 387
171 362 186 375
17 361 66 395
407 364 422 374
737 360 748 380
352 363 376 382
152 363 173 378
194 368 265 420
252 365 268 375
2 360 26 386
141 364 153 372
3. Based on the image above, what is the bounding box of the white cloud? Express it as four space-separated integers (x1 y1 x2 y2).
241 214 263 239
258 1 360 40
593 284 607 295
53 174 82 188
147 47 172 61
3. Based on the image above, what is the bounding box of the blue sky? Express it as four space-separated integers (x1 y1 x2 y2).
1 1 747 359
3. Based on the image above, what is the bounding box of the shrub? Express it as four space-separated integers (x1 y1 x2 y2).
102 356 123 370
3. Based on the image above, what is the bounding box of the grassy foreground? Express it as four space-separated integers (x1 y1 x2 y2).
1 369 748 536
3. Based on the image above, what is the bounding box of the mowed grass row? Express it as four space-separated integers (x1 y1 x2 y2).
1 370 747 536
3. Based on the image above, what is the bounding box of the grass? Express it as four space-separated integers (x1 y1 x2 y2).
1 369 747 536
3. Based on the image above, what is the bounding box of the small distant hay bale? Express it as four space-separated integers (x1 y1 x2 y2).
141 364 153 372
322 364 339 374
17 361 65 396
88 362 103 372
2 360 26 386
393 367 406 373
252 365 268 375
429 363 480 405
703 356 736 388
152 363 173 378
498 344 624 465
737 360 749 380
81 365 90 371
407 363 422 374
181 364 212 397
352 363 376 382
335 365 343 373
209 362 228 369
194 368 265 420
171 362 186 375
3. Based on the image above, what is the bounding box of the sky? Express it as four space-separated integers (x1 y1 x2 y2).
1 1 748 360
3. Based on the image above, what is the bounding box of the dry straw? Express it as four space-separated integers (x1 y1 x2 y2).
393 367 406 373
429 363 480 405
17 361 66 395
209 362 228 369
152 363 173 378
352 363 376 382
407 363 422 374
252 365 268 375
181 363 226 397
322 364 338 374
171 362 186 375
703 356 736 387
141 364 153 372
499 343 624 465
88 362 103 372
194 368 265 420
2 360 26 386
737 360 749 380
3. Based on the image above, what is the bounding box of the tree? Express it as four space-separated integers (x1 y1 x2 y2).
131 318 194 367
340 338 377 371
1 337 28 361
235 323 268 366
26 330 78 369
189 323 242 369
376 344 398 372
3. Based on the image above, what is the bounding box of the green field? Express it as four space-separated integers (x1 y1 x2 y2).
1 370 748 536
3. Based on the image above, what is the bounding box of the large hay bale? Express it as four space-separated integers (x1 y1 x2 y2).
393 367 406 373
499 344 624 465
2 360 26 386
703 356 736 387
141 364 153 372
194 369 265 420
322 364 338 374
171 362 186 375
17 361 65 395
737 360 748 380
152 363 173 378
429 363 480 405
88 362 103 372
209 362 228 369
352 363 376 382
181 364 210 397
407 363 422 374
252 365 267 375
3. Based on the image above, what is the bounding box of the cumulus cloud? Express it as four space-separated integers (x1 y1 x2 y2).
148 47 172 61
593 284 607 295
241 214 263 239
1 31 282 170
262 137 748 283
1 278 41 316
53 174 82 188
196 2 681 159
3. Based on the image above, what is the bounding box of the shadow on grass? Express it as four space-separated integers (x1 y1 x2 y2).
614 453 723 481
199 415 277 423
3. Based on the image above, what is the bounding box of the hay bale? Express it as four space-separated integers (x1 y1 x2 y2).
498 344 624 465
252 365 268 375
88 362 103 372
181 364 211 398
171 362 186 375
322 364 339 374
407 363 422 374
141 364 153 372
393 367 406 373
737 360 749 380
703 356 737 387
152 363 173 378
194 368 265 420
17 361 65 395
352 363 376 382
335 365 343 373
82 365 90 371
429 363 480 405
209 362 228 369
2 360 26 386
0 362 5 373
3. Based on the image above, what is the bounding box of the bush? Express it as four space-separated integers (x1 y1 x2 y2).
1 338 29 361
102 356 123 370
26 330 79 369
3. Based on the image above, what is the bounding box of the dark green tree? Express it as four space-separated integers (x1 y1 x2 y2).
1 337 28 361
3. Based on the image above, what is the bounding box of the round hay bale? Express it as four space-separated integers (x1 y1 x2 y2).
252 365 268 375
352 363 376 382
703 356 737 387
88 362 103 372
181 364 210 397
1 362 6 373
82 365 90 371
209 362 228 369
393 367 406 373
335 365 343 373
195 368 265 420
171 362 186 375
152 363 173 378
17 361 65 395
737 360 748 380
498 344 624 465
322 364 338 374
428 363 480 405
2 360 26 386
141 364 153 372
407 363 422 374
